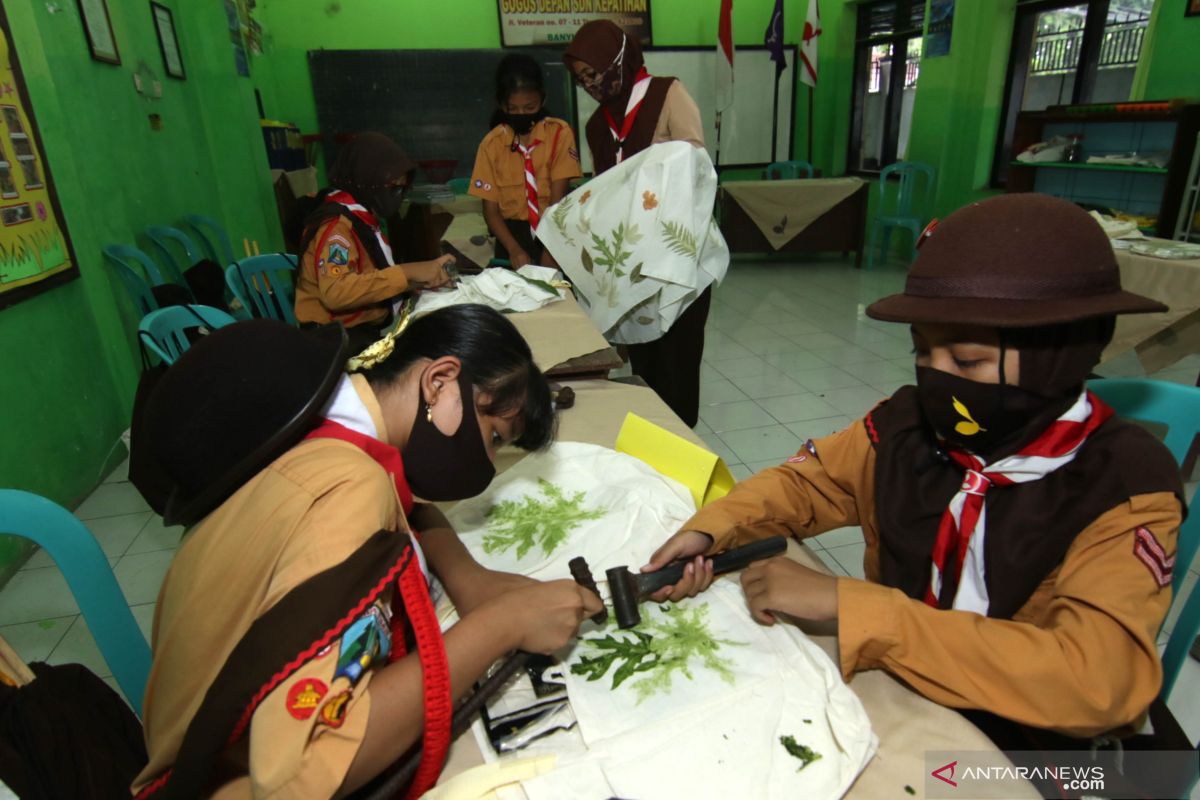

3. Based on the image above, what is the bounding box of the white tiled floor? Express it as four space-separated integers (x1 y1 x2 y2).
1 255 1197 748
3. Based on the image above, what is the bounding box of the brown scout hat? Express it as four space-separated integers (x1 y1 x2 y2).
865 193 1166 327
144 320 348 526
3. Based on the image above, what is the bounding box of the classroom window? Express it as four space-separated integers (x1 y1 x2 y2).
848 0 925 174
992 0 1152 184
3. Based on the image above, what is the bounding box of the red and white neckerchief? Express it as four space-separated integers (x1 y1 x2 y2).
926 390 1114 614
602 66 652 164
517 139 542 237
325 189 394 264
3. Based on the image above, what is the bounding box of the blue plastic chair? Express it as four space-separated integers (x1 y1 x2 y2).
138 304 237 365
102 244 182 316
765 160 815 180
447 177 470 195
226 254 299 325
0 490 151 717
145 225 201 285
867 161 937 269
1088 378 1200 698
182 214 237 269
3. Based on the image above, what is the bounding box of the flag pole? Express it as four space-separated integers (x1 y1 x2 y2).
770 69 781 162
807 84 814 164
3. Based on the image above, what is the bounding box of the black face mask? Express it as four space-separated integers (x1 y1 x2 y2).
401 369 496 501
914 366 1058 459
504 109 548 136
369 184 407 220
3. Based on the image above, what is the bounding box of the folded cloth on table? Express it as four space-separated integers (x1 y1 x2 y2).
538 141 730 345
414 266 565 316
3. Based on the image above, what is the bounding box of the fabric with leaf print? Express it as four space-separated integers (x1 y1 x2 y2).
449 442 696 579
539 141 730 344
523 579 876 799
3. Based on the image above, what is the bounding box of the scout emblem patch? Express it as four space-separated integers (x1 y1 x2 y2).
286 678 328 720
326 241 350 266
336 605 392 686
319 690 352 729
1133 526 1174 588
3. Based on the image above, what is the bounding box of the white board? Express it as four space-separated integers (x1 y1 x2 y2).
573 45 797 173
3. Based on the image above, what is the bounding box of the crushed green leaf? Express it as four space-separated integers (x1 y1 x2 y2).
905 785 916 795
779 734 822 772
482 479 602 559
570 604 742 702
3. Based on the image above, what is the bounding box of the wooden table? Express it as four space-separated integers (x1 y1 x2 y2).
719 179 870 267
1105 243 1200 375
440 379 1029 798
507 296 623 380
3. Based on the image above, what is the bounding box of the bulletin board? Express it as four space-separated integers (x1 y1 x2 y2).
0 8 77 308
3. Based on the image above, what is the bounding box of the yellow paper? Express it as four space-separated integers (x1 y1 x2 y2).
615 412 735 507
425 755 557 800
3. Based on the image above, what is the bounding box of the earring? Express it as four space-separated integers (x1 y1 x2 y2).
425 404 434 423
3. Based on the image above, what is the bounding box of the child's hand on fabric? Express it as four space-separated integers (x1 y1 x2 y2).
642 530 715 602
740 558 839 624
492 579 604 654
509 249 533 269
403 255 455 289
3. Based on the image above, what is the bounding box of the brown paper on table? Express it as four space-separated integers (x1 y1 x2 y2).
507 295 612 372
437 379 1031 798
722 178 866 250
1104 244 1200 374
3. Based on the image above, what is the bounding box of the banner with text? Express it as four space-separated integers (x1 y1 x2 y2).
499 0 652 47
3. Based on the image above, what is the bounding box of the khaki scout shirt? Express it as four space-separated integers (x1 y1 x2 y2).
651 81 705 149
295 216 407 328
468 117 582 221
135 376 408 798
684 417 1181 738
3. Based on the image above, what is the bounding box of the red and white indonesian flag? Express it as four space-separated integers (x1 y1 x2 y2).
800 0 821 87
717 0 735 108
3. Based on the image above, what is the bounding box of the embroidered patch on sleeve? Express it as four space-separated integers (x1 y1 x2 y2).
786 440 818 464
325 241 350 267
1133 526 1174 588
317 690 351 729
569 147 580 161
285 678 328 720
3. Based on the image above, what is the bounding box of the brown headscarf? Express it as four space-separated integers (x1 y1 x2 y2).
299 132 415 269
867 322 1182 619
564 21 675 174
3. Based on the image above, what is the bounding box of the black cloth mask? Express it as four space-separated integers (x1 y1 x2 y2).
914 366 1060 459
401 369 496 501
504 109 548 136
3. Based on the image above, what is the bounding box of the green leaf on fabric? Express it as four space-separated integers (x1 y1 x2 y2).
482 478 603 559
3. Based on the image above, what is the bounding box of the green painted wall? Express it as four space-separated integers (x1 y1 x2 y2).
1134 0 1200 101
252 0 817 177
0 0 277 571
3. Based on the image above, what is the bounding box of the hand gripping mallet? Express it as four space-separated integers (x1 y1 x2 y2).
603 536 789 629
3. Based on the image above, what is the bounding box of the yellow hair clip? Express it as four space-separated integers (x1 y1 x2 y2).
346 297 416 372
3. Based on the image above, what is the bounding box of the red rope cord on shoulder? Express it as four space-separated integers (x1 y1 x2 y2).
399 560 453 799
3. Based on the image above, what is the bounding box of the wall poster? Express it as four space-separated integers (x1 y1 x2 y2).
0 7 77 308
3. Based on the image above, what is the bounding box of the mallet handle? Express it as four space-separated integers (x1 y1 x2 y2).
638 535 788 596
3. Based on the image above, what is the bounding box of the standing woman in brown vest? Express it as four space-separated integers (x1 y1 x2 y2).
564 21 710 427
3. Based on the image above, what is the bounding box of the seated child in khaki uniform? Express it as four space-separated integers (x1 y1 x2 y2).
646 194 1184 744
133 306 600 798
